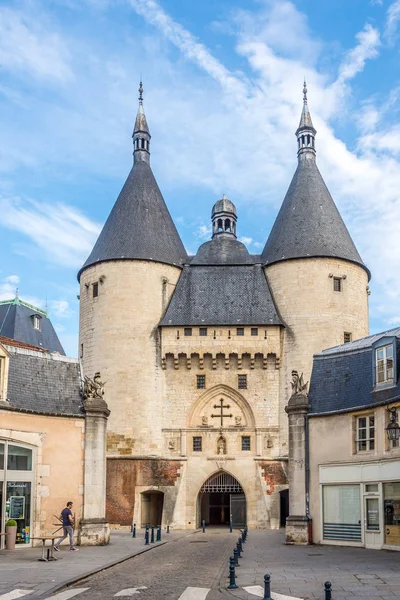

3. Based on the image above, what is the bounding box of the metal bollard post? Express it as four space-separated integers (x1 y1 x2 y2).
156 525 161 542
145 529 149 545
230 519 233 533
132 523 136 538
233 547 240 567
167 524 170 534
242 528 245 543
238 537 243 554
151 526 155 543
146 523 149 532
227 556 238 589
263 574 271 600
236 540 242 558
202 519 206 533
324 581 332 600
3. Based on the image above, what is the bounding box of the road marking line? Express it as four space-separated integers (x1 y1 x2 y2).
44 589 89 600
177 588 210 600
243 587 304 600
114 588 147 597
0 591 33 600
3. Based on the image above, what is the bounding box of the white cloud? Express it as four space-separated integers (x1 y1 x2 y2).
240 236 253 245
0 6 73 82
0 195 101 269
336 24 380 87
50 299 70 318
385 0 400 42
5 275 20 285
0 275 43 307
195 224 212 240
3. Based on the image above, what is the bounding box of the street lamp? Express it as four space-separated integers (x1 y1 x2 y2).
386 407 400 442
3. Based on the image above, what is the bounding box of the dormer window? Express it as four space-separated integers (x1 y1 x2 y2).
32 314 41 331
376 344 394 385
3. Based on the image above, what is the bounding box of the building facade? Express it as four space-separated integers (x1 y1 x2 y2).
306 329 400 550
78 82 370 530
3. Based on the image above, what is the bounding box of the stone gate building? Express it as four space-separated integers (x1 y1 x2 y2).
78 82 371 531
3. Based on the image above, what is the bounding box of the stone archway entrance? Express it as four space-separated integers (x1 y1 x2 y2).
141 491 164 527
198 471 246 527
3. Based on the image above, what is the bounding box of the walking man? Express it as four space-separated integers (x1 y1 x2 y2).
54 501 79 551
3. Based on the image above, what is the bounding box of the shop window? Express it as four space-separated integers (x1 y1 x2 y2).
384 482 400 547
356 415 375 452
196 375 206 389
7 445 32 471
238 374 247 390
193 437 202 452
376 344 394 385
323 485 361 541
241 436 251 451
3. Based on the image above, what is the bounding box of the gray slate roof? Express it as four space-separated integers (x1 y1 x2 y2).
79 160 187 278
191 235 255 265
3 341 82 416
261 157 370 278
0 299 65 354
309 326 400 415
160 264 282 326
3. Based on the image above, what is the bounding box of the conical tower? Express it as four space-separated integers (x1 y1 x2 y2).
78 82 187 457
263 82 370 453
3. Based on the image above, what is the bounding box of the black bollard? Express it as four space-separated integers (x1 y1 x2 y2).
229 519 233 533
236 540 242 558
151 526 155 543
263 574 271 600
167 524 170 534
227 556 238 590
145 529 149 545
233 547 240 567
156 525 161 542
324 581 332 600
242 528 245 543
146 523 149 532
202 519 206 533
238 537 243 554
132 523 136 538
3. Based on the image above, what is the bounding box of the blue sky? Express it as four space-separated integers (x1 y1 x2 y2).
1 0 400 356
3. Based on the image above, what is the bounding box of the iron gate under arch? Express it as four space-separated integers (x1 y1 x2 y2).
199 471 246 527
200 472 243 493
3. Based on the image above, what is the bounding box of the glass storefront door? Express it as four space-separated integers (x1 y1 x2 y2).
384 482 400 547
0 441 33 548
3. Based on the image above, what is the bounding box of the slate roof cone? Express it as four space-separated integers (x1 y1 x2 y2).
78 82 187 279
261 82 370 279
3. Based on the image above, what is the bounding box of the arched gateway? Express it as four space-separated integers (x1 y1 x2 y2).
198 471 246 527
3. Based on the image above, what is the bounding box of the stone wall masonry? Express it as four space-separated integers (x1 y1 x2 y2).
266 257 369 456
106 458 182 525
79 260 182 456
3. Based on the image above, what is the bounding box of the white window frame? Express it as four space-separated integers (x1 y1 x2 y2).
356 414 375 452
32 315 41 331
376 344 394 385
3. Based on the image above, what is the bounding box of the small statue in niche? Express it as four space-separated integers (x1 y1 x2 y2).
168 440 176 450
217 435 227 455
202 416 208 426
235 416 242 426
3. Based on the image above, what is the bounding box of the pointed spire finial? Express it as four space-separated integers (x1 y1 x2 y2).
296 79 316 160
303 78 307 104
15 287 19 299
138 80 143 106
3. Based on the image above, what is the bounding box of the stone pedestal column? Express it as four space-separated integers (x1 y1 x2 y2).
285 387 309 545
79 393 111 546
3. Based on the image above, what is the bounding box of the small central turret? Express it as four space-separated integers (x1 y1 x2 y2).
211 194 237 238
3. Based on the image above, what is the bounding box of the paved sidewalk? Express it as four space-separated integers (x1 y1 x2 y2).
0 528 195 597
224 530 400 600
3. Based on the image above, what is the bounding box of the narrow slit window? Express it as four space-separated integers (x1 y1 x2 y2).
92 282 99 298
333 277 342 292
242 436 251 451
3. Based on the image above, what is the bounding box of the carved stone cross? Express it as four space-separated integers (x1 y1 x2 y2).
211 398 233 426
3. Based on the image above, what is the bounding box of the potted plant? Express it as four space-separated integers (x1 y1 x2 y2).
5 519 17 550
